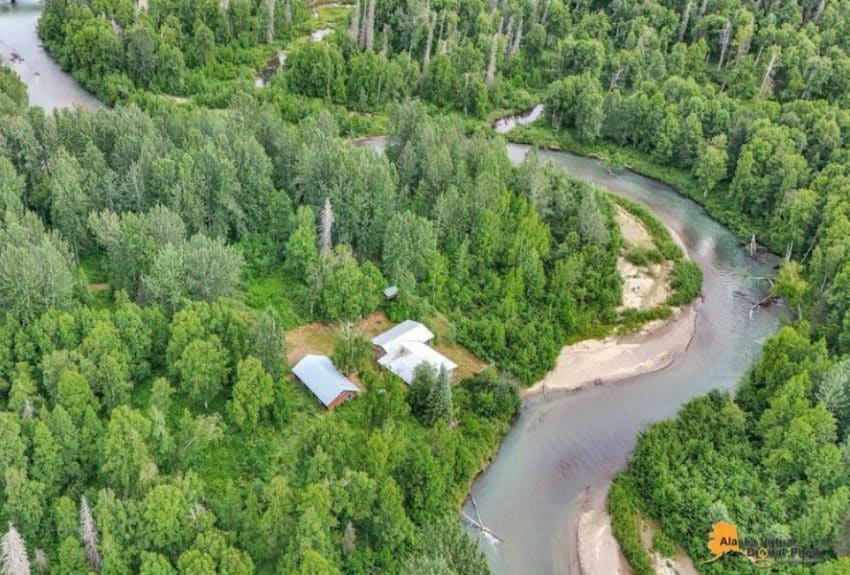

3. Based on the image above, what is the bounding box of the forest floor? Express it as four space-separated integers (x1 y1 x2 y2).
524 209 697 396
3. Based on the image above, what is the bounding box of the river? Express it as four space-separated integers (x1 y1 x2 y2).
0 0 101 111
358 134 779 573
464 144 779 575
1 6 780 573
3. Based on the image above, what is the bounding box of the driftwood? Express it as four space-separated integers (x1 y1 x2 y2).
749 294 780 318
460 496 504 543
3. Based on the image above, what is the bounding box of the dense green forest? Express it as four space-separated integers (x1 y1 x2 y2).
8 0 850 571
0 41 633 571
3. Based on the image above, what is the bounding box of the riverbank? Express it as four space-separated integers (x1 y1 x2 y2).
577 489 632 575
524 203 699 397
525 303 698 396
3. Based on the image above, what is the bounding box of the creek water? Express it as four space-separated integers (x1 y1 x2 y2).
464 144 780 575
0 0 101 111
1 5 781 571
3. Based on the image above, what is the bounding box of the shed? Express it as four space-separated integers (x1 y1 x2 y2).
292 354 359 409
383 285 399 300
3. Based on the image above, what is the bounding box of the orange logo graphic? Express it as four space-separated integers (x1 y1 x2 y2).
705 521 743 562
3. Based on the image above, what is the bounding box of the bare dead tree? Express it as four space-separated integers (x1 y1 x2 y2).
19 399 32 421
79 496 101 572
1 523 29 575
609 67 623 90
358 0 368 47
380 24 389 55
265 0 275 44
349 0 361 42
698 0 709 17
678 0 692 41
32 551 46 574
504 15 515 55
759 46 780 97
320 197 333 256
485 34 498 87
342 522 356 555
717 20 732 70
364 0 376 50
507 17 523 62
283 0 291 24
812 0 826 22
421 10 435 81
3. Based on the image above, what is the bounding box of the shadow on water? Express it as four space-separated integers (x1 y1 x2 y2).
464 144 780 575
0 0 102 111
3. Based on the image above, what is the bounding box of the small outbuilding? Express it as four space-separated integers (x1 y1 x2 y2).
292 354 359 409
372 320 458 385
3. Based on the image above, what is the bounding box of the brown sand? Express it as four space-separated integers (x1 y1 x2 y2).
577 491 631 575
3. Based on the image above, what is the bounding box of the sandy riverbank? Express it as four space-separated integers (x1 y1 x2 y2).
525 210 698 397
577 491 631 575
524 304 698 396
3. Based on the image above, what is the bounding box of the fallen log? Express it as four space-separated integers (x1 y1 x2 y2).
460 509 504 543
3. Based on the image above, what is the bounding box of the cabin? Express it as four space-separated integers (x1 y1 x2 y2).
292 354 359 409
371 320 458 385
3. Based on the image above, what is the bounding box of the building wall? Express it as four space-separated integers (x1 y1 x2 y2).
326 390 358 410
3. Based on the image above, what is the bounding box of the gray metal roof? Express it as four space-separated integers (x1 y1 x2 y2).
383 285 398 298
371 320 434 348
292 354 358 407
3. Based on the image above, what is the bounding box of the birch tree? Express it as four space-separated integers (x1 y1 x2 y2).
79 496 100 572
1 524 29 575
320 197 333 256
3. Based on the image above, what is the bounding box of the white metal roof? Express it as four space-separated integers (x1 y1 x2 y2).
377 341 457 385
292 354 359 407
371 320 434 350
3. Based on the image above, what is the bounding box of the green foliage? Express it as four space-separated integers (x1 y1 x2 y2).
229 357 274 430
625 247 664 267
332 326 372 375
668 261 703 307
651 529 676 557
622 325 850 573
607 475 655 575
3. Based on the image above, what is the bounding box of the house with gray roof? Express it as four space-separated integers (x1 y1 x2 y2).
372 320 458 385
292 354 359 409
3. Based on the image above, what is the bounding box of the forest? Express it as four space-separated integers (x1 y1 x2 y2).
5 0 850 572
0 39 627 572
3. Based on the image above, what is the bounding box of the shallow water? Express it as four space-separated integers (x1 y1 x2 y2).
0 0 101 111
464 144 780 575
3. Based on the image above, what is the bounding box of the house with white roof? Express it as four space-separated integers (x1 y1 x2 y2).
292 354 359 409
372 320 457 385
